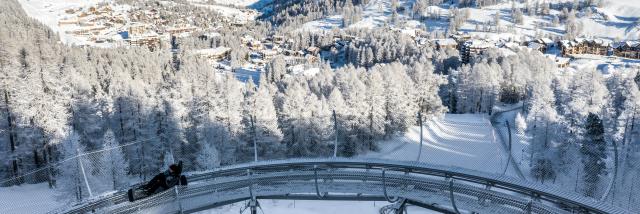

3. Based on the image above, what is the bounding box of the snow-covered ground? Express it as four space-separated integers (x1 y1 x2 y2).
18 0 108 46
196 200 438 214
364 113 516 177
191 3 258 22
0 183 64 214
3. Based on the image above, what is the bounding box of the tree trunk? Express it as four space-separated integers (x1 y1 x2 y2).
5 91 16 153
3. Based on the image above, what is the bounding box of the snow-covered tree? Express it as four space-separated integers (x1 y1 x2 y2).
581 113 607 197
101 130 128 190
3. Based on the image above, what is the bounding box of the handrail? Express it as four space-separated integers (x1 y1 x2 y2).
63 158 630 214
381 168 400 203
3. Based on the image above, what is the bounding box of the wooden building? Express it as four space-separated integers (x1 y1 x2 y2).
613 41 640 59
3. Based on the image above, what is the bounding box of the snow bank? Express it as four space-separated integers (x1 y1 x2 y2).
364 114 514 177
0 183 63 214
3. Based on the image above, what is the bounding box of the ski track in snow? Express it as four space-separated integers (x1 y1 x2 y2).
363 113 514 177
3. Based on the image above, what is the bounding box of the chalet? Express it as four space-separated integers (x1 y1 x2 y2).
129 35 160 49
306 46 320 56
585 38 611 56
273 36 285 45
432 38 458 51
450 33 471 44
560 38 612 56
260 49 279 60
129 23 148 36
528 42 546 53
538 38 555 48
248 40 263 50
58 18 80 26
194 47 232 61
460 39 492 63
559 40 578 55
65 8 78 14
527 38 555 53
165 26 197 35
613 41 640 59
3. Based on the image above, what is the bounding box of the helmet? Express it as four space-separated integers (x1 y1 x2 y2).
169 164 181 175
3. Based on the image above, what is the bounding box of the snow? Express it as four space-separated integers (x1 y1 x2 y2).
568 54 640 73
194 47 232 56
0 183 64 214
188 0 272 8
191 3 258 23
364 114 515 177
195 200 439 214
18 0 107 46
302 15 344 32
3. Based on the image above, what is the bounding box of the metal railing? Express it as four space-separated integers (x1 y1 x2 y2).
63 158 630 214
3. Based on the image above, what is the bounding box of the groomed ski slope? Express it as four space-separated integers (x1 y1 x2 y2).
364 113 515 177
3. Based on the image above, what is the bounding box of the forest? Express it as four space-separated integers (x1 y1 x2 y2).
0 0 639 206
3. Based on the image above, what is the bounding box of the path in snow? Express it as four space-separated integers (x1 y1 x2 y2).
0 183 63 214
364 114 515 177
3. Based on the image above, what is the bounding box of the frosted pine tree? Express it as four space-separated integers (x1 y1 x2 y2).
581 113 607 197
102 130 129 190
196 142 220 170
55 130 86 202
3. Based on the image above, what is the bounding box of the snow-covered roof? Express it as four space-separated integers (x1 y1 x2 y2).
261 49 279 56
194 47 231 56
528 42 545 50
464 40 493 49
436 38 457 46
539 38 554 45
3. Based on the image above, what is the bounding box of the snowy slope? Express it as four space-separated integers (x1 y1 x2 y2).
364 114 514 176
18 0 106 45
0 183 64 214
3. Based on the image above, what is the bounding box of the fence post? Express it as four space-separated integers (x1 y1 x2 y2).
45 145 55 188
333 109 338 158
174 186 184 214
77 149 93 198
505 120 512 152
417 111 423 162
251 116 257 162
449 179 461 214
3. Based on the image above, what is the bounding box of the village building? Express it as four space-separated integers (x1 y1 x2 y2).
432 38 458 51
194 47 232 61
260 49 279 60
613 41 640 59
460 39 492 63
306 46 320 56
527 38 555 53
165 25 197 35
559 38 612 56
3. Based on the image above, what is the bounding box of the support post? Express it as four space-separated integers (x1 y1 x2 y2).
416 112 423 162
524 200 532 214
505 120 512 151
174 186 184 214
333 109 338 158
394 198 408 214
449 179 460 214
314 165 326 198
382 168 400 203
251 116 257 162
77 150 93 198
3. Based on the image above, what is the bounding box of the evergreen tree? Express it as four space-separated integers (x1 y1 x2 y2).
102 130 128 190
581 113 607 197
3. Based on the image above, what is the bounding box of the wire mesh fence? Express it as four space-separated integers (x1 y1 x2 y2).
0 107 637 213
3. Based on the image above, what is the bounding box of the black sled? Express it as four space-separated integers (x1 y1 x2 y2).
127 175 188 202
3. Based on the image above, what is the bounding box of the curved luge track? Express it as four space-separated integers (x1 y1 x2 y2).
62 158 630 214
